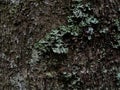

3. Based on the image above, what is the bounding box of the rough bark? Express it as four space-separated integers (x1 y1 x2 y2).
0 0 120 89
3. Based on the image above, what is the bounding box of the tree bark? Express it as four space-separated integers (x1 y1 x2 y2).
90 0 120 18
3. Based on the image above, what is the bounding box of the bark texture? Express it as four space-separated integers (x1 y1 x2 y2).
0 0 120 90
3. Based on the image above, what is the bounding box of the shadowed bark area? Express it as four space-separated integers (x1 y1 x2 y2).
91 0 120 17
0 0 71 89
0 0 120 90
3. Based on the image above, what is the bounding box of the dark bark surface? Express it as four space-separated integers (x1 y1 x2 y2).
0 0 120 89
0 0 71 89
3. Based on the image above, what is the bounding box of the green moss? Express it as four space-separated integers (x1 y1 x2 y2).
34 25 80 54
34 0 120 61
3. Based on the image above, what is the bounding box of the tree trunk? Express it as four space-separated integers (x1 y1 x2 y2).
0 0 120 90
